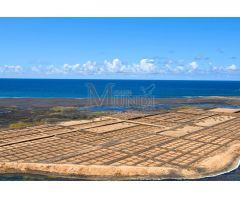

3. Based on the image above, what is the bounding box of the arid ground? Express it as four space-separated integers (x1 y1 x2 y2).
1 99 240 180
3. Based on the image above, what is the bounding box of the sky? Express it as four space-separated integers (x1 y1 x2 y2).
0 17 239 80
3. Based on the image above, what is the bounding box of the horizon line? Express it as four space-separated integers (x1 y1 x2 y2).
0 77 240 81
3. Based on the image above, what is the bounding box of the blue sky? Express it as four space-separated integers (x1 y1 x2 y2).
0 17 239 80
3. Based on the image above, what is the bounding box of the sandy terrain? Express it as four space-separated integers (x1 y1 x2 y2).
59 119 92 126
160 125 202 137
209 108 240 113
193 143 240 178
195 115 234 127
0 162 196 178
87 122 136 133
0 144 239 179
1 107 240 180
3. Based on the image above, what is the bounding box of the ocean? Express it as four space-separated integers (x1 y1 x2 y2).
0 79 240 98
